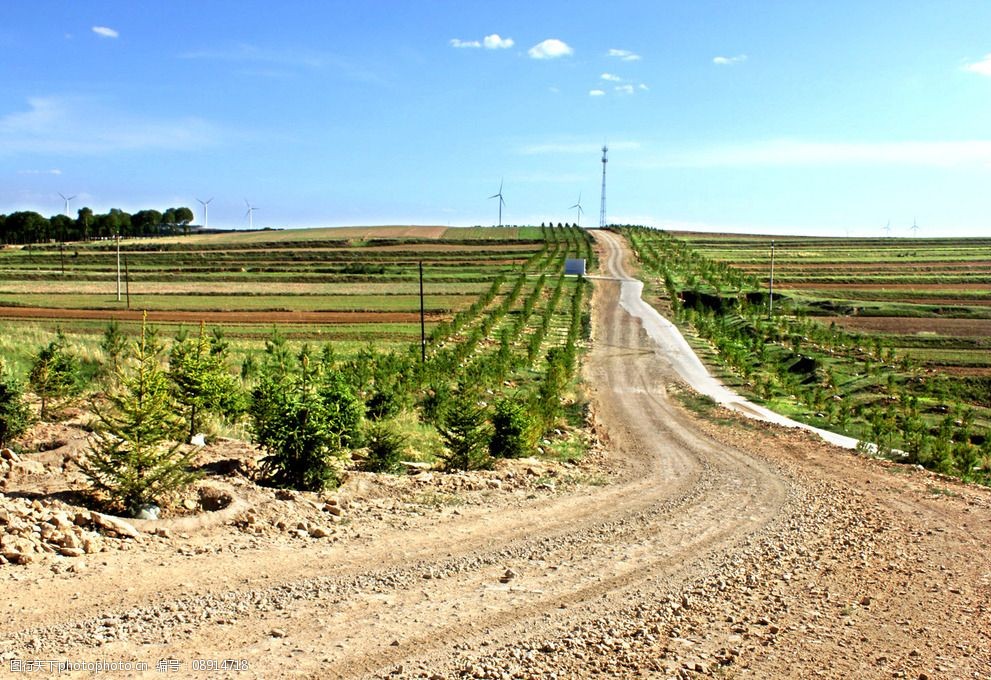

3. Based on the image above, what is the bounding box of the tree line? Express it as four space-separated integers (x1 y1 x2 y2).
0 206 196 245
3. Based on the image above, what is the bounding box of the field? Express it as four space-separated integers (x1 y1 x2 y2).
679 233 991 375
0 224 596 466
621 227 991 482
0 226 585 357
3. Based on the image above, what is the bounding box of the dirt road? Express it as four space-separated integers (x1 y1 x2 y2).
1 232 988 679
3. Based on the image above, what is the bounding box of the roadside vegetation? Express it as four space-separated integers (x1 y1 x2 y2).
0 225 596 514
619 226 990 485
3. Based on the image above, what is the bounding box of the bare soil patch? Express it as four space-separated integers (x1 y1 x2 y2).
826 315 991 337
0 306 443 325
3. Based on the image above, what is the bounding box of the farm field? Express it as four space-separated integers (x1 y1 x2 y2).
0 225 585 352
621 227 991 483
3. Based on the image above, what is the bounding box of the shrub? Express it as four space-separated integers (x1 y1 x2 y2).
0 362 31 448
489 398 537 459
250 349 363 491
80 320 197 515
100 320 128 381
363 420 408 473
169 324 243 441
438 388 492 471
29 332 80 420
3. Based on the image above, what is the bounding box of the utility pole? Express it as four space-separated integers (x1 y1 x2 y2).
768 239 775 319
599 145 608 229
116 230 122 302
419 261 426 363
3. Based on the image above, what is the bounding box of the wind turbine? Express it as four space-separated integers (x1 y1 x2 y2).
910 217 919 236
196 197 213 229
570 192 584 227
57 192 76 217
883 219 892 237
244 199 258 230
489 179 505 227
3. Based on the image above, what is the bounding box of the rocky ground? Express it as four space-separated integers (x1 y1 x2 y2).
0 234 988 679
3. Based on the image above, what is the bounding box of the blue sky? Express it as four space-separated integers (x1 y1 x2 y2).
3 1 991 236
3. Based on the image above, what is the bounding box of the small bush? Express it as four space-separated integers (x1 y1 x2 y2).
438 389 492 471
489 398 537 459
80 321 197 515
363 420 408 473
0 362 31 448
250 349 363 491
29 333 80 420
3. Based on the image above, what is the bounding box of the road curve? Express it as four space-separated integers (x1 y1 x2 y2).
1 232 795 678
591 229 859 450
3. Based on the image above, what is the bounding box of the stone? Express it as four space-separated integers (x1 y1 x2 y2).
10 460 45 476
0 448 20 463
59 547 85 558
324 503 343 517
3 550 33 565
90 513 141 540
309 526 332 539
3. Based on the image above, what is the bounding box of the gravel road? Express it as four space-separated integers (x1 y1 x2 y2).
1 231 987 679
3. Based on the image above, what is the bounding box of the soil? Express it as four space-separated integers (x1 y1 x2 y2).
0 307 444 326
1 232 989 679
826 316 991 338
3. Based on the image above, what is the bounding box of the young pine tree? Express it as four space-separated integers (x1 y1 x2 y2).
489 397 537 459
438 388 492 471
0 360 31 449
250 347 363 491
168 323 242 442
29 332 80 420
81 319 198 515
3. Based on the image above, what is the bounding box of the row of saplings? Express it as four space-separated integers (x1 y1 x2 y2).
0 320 572 519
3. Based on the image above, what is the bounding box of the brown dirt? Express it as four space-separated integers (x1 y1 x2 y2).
826 316 991 338
0 233 988 679
0 307 444 325
782 282 990 291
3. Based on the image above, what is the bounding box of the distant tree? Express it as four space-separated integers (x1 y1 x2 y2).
80 319 196 515
50 214 73 243
76 207 93 241
4 211 49 244
28 333 80 420
174 207 194 235
162 208 177 235
131 209 163 237
109 208 132 238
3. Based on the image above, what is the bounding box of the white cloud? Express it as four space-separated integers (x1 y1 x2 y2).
639 83 649 91
528 39 573 59
17 168 62 175
608 49 641 61
615 84 635 95
589 89 606 97
450 38 481 49
964 54 991 76
713 54 747 66
483 34 513 49
649 139 991 168
92 26 119 39
0 96 224 156
600 72 622 82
